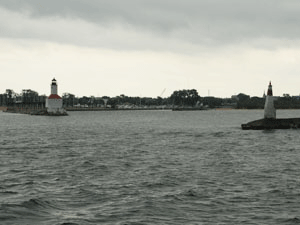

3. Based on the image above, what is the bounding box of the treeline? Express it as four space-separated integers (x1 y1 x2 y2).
1 88 300 109
236 93 300 109
0 88 231 108
0 89 46 107
63 89 236 108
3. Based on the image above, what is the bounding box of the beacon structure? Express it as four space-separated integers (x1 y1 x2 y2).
45 78 67 115
264 81 276 119
241 81 300 129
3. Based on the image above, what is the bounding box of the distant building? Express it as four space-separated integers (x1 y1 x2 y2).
45 78 66 114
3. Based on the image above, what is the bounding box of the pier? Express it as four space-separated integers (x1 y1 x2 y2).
241 118 300 130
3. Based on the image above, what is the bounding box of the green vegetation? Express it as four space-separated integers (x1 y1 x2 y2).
236 93 300 109
170 89 200 106
1 88 300 109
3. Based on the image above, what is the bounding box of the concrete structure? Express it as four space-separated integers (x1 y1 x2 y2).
264 81 276 119
241 81 300 129
45 78 66 114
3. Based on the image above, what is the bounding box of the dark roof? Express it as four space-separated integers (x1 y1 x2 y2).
48 94 62 99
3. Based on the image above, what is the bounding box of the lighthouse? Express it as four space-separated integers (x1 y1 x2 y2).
264 81 276 119
45 78 67 115
242 81 300 129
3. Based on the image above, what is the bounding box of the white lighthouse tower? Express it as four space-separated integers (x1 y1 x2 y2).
45 78 67 115
264 81 276 119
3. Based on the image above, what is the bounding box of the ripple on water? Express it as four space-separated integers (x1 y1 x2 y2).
1 110 300 224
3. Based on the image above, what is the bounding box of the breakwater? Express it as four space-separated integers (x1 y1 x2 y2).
241 118 300 130
4 106 68 116
5 106 43 114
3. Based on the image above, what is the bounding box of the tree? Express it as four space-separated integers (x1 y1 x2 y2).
237 93 250 109
6 89 15 106
62 93 75 107
170 89 200 106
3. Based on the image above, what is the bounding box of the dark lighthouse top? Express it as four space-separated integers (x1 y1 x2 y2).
51 78 57 86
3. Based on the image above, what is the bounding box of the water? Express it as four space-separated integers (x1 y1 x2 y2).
1 109 300 225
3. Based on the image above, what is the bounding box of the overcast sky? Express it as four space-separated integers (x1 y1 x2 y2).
1 0 300 98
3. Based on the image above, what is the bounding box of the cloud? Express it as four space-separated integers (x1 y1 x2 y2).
1 0 300 51
1 1 300 98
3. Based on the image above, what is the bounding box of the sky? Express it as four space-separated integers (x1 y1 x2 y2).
1 0 300 98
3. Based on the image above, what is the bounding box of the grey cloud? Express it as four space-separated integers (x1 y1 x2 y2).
1 0 300 50
0 0 190 31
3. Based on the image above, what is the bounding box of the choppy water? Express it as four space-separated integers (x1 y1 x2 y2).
1 109 300 225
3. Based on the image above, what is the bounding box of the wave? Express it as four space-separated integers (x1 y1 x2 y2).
0 198 87 224
283 217 300 224
58 223 80 225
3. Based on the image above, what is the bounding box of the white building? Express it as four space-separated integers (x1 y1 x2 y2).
45 78 66 114
264 81 276 119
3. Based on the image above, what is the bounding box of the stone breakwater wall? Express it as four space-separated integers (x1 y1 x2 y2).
5 107 36 114
242 118 300 130
4 107 68 116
